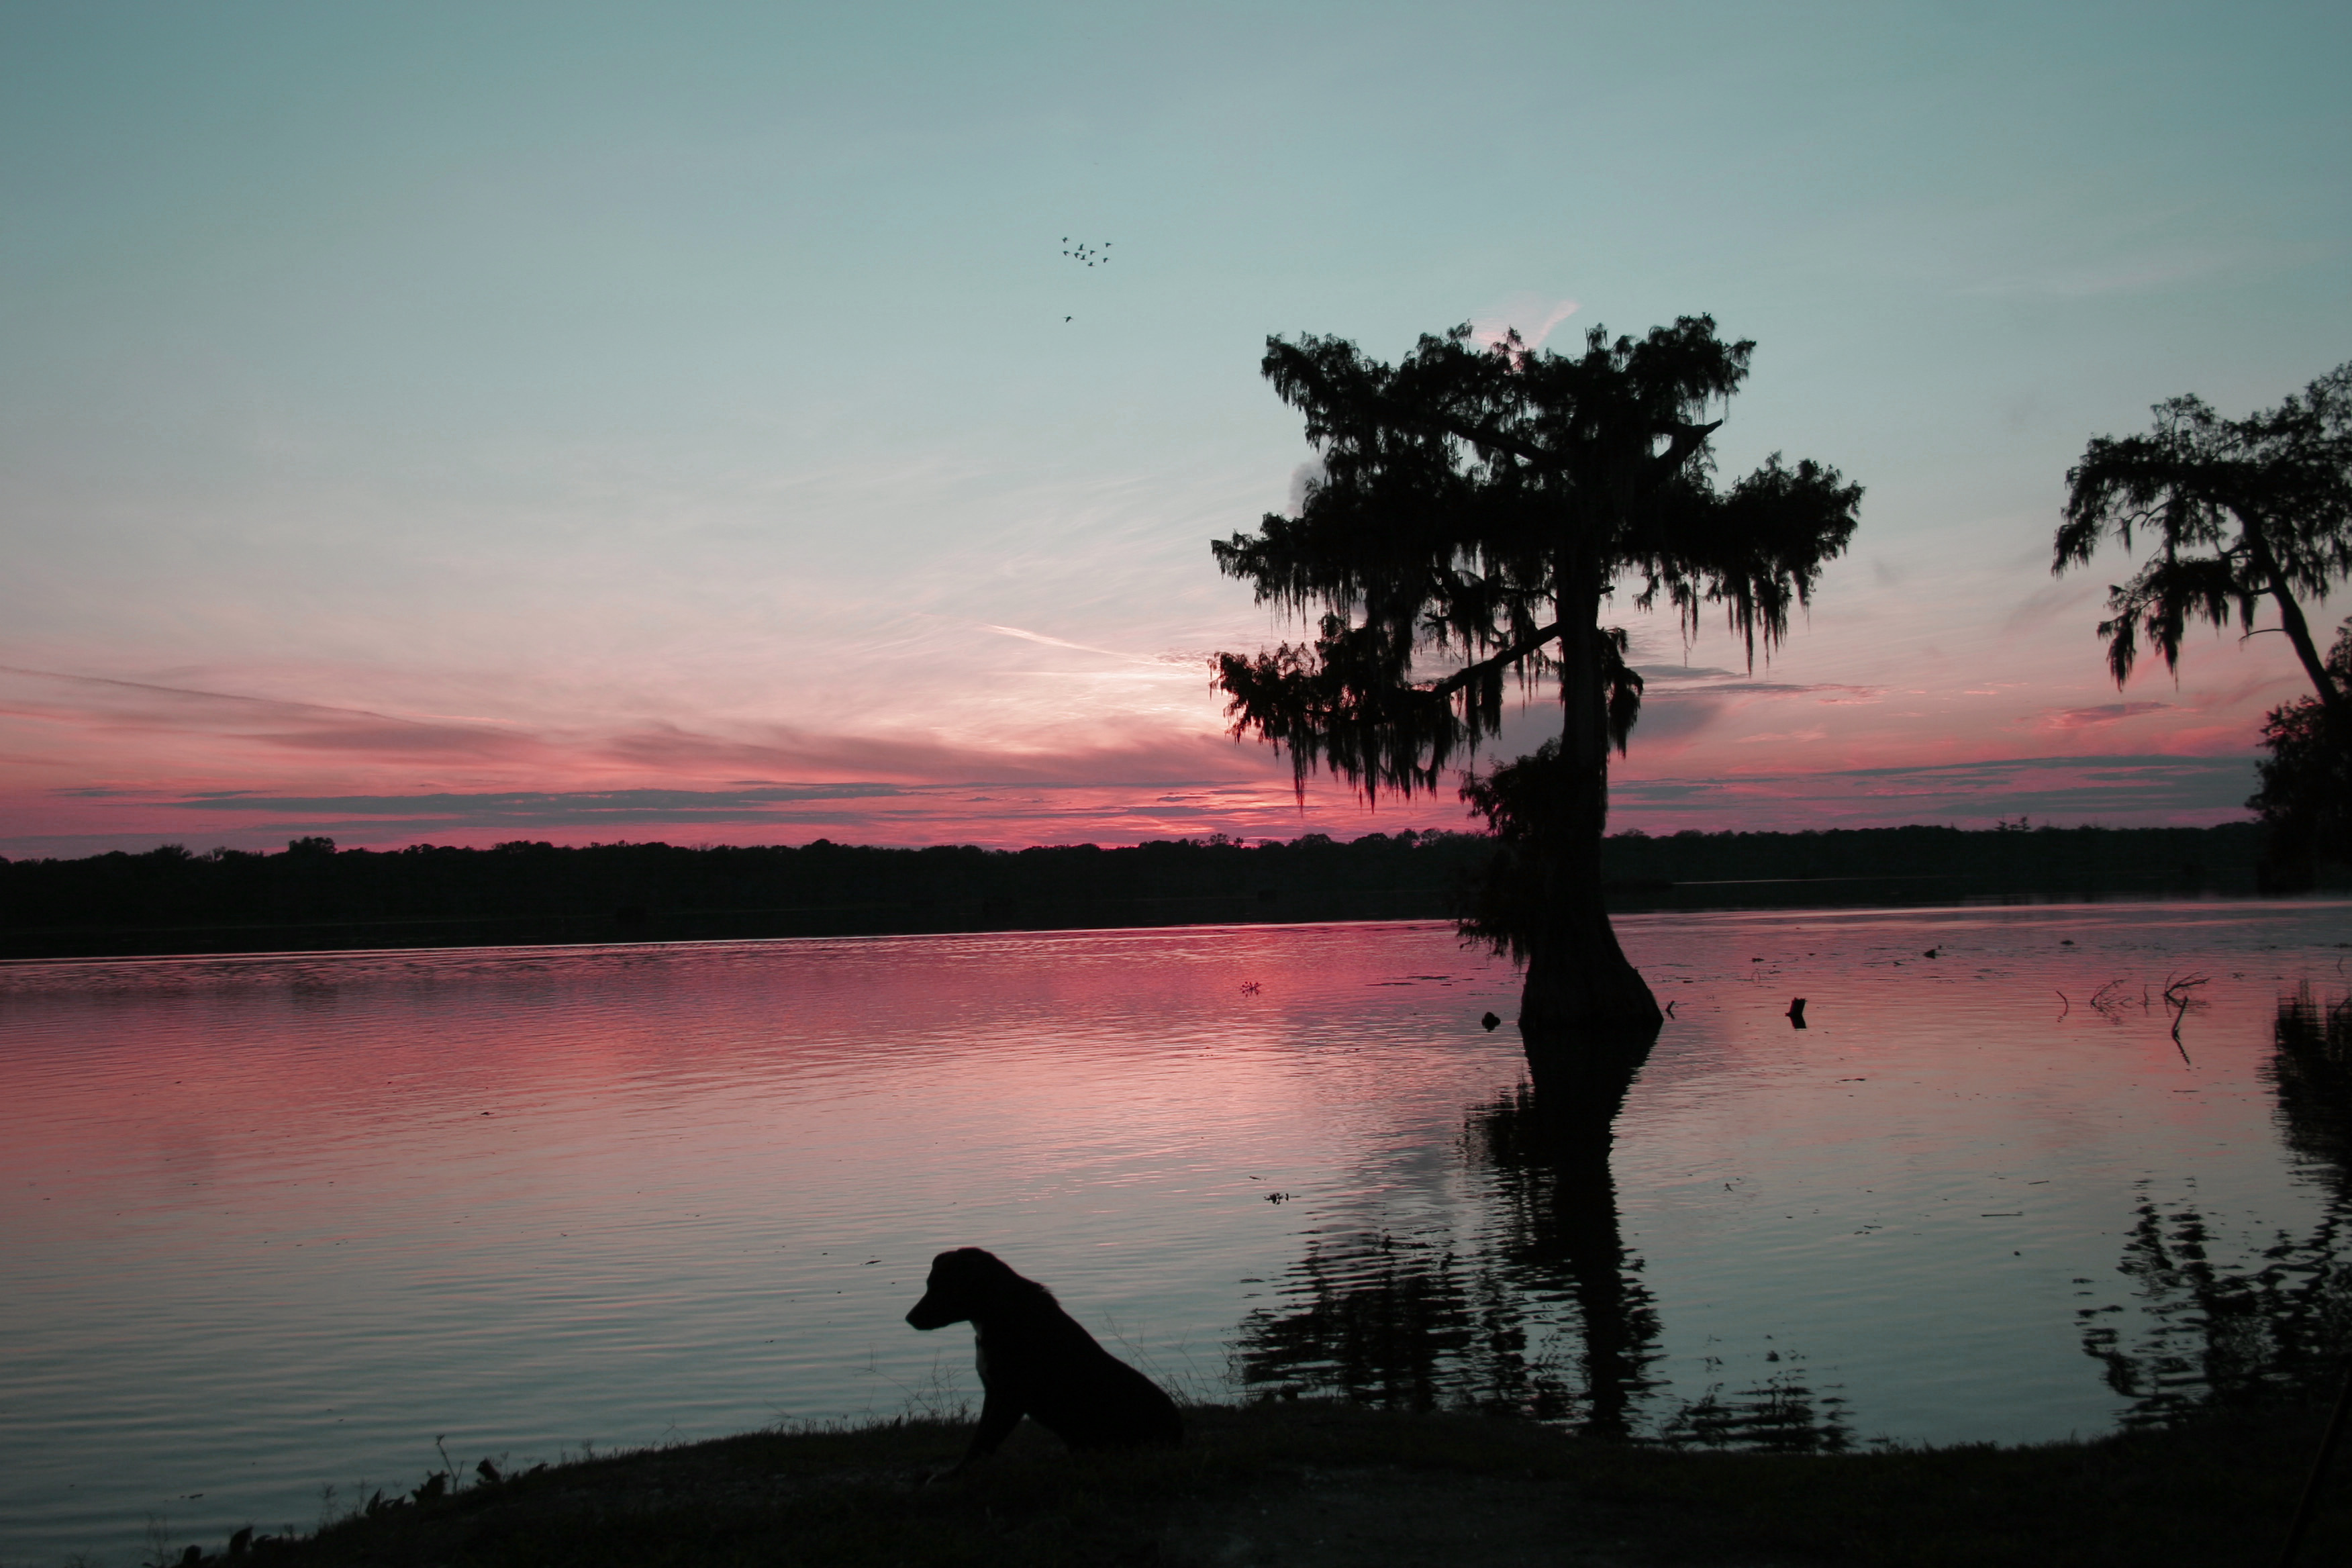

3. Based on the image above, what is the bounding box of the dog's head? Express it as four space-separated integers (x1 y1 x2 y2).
905 1247 1028 1330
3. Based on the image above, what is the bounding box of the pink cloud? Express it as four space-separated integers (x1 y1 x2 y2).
0 622 2286 858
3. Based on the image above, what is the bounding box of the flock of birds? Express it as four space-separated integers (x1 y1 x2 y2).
1062 236 1109 321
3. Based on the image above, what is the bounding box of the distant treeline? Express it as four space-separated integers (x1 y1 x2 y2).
0 819 2310 961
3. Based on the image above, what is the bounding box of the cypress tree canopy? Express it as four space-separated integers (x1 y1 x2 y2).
1212 317 1863 801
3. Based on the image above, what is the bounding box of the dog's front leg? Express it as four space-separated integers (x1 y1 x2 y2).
963 1387 1025 1465
932 1388 1023 1482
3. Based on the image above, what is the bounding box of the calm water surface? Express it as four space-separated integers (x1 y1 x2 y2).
4 903 2350 1563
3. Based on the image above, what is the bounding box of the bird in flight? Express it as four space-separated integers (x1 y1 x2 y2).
1060 237 1111 266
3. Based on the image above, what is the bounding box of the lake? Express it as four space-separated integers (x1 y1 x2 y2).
5 901 2349 1564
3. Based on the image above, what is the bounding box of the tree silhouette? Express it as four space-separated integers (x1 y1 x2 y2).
2054 363 2352 728
1211 319 1861 1037
2249 616 2352 878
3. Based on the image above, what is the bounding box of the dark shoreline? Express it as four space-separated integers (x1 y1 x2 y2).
7 820 2333 963
146 1398 2352 1568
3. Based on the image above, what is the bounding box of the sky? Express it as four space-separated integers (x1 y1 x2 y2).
2 1 2347 858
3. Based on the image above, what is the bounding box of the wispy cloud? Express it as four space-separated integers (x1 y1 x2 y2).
1621 675 1885 752
1469 294 1580 351
1716 682 1881 699
1733 727 1828 745
2000 579 2098 636
977 624 1142 660
0 663 554 761
1631 667 1880 701
0 663 481 731
0 660 1263 798
2037 701 2177 731
1614 752 2257 826
1625 696 1726 743
166 784 912 822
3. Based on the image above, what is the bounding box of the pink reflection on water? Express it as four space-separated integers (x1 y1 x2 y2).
3 905 2349 1565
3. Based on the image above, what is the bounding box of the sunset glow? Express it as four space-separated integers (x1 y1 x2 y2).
2 6 2343 856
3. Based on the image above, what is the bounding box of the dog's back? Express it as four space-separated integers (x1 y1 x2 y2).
905 1247 1182 1465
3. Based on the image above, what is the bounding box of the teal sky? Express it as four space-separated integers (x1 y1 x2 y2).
3 2 2346 854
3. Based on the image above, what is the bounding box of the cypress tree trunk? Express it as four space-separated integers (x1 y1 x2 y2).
1515 814 1663 1035
1518 585 1663 1040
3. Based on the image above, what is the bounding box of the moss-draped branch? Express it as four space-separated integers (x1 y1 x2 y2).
2055 364 2352 724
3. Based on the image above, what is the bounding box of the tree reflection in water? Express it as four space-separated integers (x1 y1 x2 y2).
1231 1028 1854 1449
2083 985 2352 1424
1230 1230 1552 1416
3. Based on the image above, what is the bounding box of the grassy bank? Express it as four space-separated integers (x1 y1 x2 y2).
178 1398 2348 1568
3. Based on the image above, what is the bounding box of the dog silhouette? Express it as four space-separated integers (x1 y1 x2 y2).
904 1247 1182 1473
